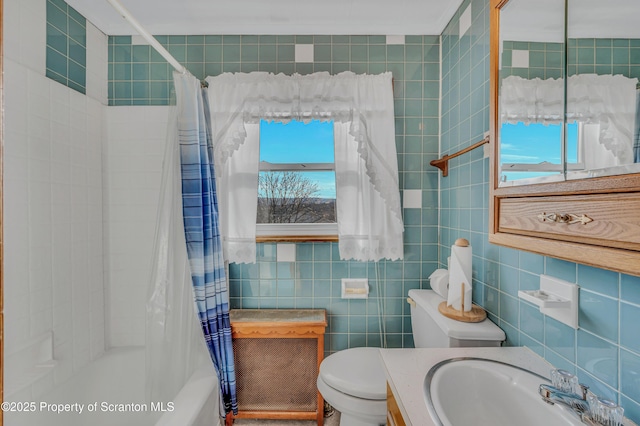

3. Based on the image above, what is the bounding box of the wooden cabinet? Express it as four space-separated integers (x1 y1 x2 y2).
489 0 640 277
498 193 640 251
386 383 406 426
230 309 327 426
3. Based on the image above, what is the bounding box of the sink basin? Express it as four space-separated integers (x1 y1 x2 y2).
424 358 583 426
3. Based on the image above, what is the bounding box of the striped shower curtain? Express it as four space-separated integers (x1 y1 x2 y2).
174 71 238 417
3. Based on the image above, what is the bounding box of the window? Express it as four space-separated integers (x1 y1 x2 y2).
256 119 338 240
500 121 579 182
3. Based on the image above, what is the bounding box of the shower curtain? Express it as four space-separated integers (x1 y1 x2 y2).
147 70 237 422
146 79 219 422
173 71 238 417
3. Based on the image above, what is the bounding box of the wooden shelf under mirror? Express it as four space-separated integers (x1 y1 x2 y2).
489 0 640 277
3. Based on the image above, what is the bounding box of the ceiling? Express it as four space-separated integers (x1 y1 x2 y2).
67 0 465 36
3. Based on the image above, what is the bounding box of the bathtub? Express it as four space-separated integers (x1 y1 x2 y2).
5 347 219 426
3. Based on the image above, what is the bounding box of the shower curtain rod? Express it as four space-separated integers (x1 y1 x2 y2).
106 0 187 74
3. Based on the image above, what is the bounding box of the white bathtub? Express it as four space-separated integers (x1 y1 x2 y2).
5 347 220 426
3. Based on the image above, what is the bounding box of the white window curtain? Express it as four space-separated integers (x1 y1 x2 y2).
566 74 638 164
205 71 404 263
500 75 564 125
501 74 639 163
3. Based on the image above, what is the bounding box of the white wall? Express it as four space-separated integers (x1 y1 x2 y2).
103 106 169 346
3 0 108 399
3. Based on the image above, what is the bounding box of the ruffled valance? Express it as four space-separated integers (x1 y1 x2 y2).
500 76 564 125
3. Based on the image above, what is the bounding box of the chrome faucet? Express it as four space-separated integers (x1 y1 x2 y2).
539 369 625 426
539 382 590 416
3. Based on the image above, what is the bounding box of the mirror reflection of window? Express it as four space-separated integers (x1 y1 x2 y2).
499 122 580 183
498 0 566 186
565 0 640 179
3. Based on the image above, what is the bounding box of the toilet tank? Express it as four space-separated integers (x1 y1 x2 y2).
407 289 505 348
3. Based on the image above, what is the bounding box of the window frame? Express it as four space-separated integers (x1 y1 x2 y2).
499 121 585 181
255 123 338 242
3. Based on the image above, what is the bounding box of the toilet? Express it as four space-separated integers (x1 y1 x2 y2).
317 289 506 426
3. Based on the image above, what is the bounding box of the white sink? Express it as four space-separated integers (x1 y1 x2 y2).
424 358 584 426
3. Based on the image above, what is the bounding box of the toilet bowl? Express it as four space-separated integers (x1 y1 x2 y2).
316 347 387 426
317 290 506 426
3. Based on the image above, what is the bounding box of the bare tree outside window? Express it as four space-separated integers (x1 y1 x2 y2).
257 171 337 223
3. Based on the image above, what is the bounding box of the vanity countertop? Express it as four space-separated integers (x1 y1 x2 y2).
379 346 554 426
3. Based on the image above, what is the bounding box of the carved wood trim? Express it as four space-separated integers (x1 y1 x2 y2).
256 235 338 243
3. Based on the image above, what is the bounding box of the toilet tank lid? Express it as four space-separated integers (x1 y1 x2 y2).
408 289 506 341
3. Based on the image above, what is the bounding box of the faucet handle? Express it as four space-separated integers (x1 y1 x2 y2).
551 369 581 395
586 391 624 426
578 383 590 400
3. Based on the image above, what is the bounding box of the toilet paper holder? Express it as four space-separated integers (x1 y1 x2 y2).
341 278 369 299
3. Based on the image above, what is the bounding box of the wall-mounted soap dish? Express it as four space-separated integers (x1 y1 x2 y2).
518 275 578 329
518 290 570 309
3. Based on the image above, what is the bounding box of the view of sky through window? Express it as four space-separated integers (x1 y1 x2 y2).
259 119 336 199
500 122 578 181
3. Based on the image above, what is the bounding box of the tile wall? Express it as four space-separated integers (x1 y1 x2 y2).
441 0 640 421
501 38 640 80
103 106 169 346
501 41 564 79
105 34 442 353
3 0 107 400
45 0 87 94
567 38 640 77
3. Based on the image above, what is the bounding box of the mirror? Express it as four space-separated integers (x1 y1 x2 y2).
565 0 640 180
497 0 566 186
497 0 640 186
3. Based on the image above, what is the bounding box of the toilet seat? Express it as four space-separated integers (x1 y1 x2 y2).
318 347 386 400
317 374 387 424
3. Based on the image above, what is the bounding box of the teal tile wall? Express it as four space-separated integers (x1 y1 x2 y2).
108 35 442 354
501 41 564 79
46 0 86 94
108 35 441 109
229 242 433 354
441 0 640 422
501 38 640 80
567 38 640 78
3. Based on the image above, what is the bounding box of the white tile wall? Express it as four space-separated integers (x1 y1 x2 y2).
403 189 423 209
3 0 46 73
277 243 297 262
86 22 108 105
4 59 106 399
103 106 169 346
3 0 110 399
294 44 314 63
511 49 530 68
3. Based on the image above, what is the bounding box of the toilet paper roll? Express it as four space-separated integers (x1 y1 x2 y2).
447 239 473 312
428 269 450 299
